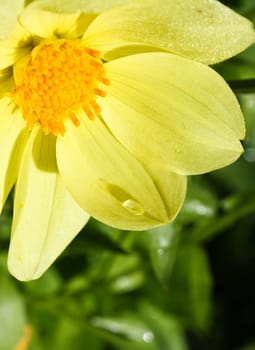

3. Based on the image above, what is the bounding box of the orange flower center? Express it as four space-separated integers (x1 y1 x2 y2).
12 39 110 136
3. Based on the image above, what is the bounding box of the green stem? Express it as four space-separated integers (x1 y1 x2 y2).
228 78 255 94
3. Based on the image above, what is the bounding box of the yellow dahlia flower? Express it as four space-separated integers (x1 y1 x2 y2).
0 0 254 280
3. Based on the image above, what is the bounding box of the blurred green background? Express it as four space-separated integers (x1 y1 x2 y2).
2 1 255 349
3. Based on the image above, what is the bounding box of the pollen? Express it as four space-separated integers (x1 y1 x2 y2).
12 40 110 136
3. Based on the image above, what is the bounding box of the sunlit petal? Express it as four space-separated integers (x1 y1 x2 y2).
101 52 244 175
57 115 186 230
27 0 129 14
0 0 24 39
8 127 89 281
84 0 255 64
145 164 187 223
0 97 28 213
19 8 91 39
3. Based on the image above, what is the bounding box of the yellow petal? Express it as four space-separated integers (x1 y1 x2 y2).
0 0 24 39
8 127 90 281
101 52 244 175
22 0 133 39
0 97 28 213
0 38 31 70
27 0 129 14
57 115 186 230
84 0 255 64
144 164 187 223
19 8 91 39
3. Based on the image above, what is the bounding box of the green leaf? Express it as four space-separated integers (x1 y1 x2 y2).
179 177 218 224
104 254 145 293
184 192 255 243
139 303 188 350
53 318 103 350
0 254 27 350
24 267 62 296
107 270 145 294
168 245 212 332
214 44 255 81
210 159 255 192
91 314 156 350
208 93 255 192
147 225 180 285
240 94 255 149
239 344 255 350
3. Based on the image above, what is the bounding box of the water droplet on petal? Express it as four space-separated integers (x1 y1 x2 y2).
97 179 145 216
122 199 144 216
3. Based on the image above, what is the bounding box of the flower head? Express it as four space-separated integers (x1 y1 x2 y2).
13 40 110 134
0 0 254 281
